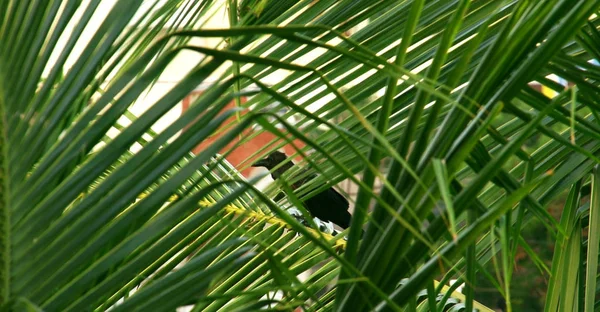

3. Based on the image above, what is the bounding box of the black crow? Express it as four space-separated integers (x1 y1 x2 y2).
252 151 353 229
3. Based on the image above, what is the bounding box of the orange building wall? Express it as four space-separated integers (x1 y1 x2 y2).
182 90 305 177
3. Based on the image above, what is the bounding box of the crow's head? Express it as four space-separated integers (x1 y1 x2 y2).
252 151 294 179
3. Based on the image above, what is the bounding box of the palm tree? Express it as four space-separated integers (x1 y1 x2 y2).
1 0 600 311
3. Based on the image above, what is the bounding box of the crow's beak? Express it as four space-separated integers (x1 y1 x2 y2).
252 158 269 168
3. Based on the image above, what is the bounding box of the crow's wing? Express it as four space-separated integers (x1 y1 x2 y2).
328 187 350 211
301 172 349 211
273 192 285 202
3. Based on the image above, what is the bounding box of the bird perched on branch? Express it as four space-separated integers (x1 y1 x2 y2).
252 151 353 230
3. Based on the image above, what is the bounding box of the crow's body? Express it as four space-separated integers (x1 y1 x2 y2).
252 151 352 229
302 187 351 228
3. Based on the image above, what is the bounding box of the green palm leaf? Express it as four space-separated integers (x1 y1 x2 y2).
3 0 600 311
